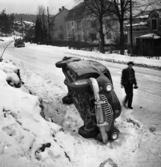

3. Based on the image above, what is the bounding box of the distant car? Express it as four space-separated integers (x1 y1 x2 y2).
14 39 25 47
56 57 122 144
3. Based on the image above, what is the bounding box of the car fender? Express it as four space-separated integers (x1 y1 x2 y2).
55 57 81 68
66 79 91 93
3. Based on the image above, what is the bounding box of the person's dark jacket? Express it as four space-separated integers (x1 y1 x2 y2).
121 68 137 86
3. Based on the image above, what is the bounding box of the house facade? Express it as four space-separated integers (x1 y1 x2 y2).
65 2 119 44
52 6 69 40
127 9 161 56
127 9 161 45
65 2 87 42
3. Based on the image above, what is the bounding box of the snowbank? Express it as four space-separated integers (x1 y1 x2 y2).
23 43 161 70
0 37 161 167
0 61 71 167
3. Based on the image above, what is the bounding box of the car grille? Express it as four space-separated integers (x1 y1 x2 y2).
100 94 113 129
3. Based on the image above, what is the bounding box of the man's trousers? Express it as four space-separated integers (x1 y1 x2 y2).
124 83 133 108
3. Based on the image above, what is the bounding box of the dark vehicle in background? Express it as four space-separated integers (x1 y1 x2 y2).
14 38 25 47
56 57 121 144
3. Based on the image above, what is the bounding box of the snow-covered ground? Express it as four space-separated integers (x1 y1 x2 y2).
0 37 161 167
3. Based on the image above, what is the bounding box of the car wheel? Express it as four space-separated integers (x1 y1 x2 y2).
78 125 99 138
108 127 120 141
62 95 73 105
55 57 81 68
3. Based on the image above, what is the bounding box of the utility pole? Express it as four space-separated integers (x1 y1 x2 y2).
130 0 133 56
47 7 51 44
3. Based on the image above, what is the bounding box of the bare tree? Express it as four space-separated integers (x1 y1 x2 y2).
46 7 56 43
35 6 56 43
35 6 48 43
76 0 160 55
84 0 114 53
107 0 161 55
37 5 47 25
74 18 92 42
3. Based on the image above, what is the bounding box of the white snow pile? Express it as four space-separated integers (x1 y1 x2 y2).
63 48 161 70
0 38 161 167
0 38 13 50
0 60 78 167
0 61 148 167
32 44 160 70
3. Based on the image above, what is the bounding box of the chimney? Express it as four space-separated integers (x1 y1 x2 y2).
59 8 61 12
62 6 65 10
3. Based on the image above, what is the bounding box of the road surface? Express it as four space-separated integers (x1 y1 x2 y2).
5 43 161 132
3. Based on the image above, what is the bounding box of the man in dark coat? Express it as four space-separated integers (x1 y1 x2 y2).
121 61 138 109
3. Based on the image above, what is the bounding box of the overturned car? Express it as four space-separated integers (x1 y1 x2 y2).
56 57 121 144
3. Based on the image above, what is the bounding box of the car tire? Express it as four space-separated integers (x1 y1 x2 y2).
78 125 99 138
55 57 81 68
62 95 73 105
108 127 120 141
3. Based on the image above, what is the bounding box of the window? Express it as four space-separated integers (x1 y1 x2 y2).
152 19 157 30
59 25 63 31
90 33 97 41
91 20 96 28
67 23 69 30
104 72 113 83
106 32 111 39
72 29 75 37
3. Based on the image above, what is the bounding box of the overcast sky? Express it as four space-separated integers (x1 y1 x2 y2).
0 0 76 15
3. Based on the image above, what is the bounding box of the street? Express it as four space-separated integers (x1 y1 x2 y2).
6 43 161 132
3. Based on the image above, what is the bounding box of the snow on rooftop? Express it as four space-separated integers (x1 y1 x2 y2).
136 15 149 19
139 33 161 39
126 21 147 27
23 20 35 26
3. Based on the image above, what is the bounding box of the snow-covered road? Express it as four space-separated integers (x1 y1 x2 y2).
1 41 161 167
6 43 161 131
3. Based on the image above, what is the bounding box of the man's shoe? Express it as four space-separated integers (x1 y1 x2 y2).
128 107 133 109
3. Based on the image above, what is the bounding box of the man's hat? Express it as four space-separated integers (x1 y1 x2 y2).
127 61 134 65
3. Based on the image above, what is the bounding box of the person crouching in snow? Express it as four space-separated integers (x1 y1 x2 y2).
121 61 138 109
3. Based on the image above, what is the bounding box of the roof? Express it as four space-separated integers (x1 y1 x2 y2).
53 7 68 20
126 22 148 27
67 60 108 76
149 9 161 18
66 2 85 21
138 33 161 39
126 9 161 28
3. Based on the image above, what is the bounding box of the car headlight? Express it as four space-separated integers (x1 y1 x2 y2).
111 132 118 140
105 84 112 91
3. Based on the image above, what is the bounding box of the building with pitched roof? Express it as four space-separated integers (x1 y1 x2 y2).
52 6 69 40
127 9 161 45
65 2 119 44
127 9 161 56
65 2 86 41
